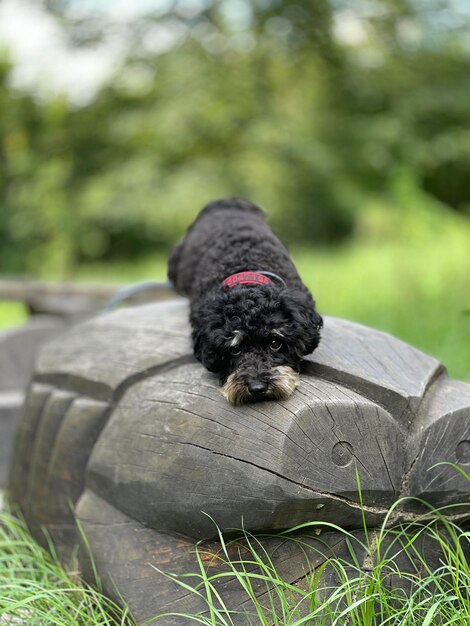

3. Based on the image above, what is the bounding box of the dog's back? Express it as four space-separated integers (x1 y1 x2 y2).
168 197 275 297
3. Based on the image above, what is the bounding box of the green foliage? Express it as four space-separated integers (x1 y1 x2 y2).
0 1 469 275
293 180 470 381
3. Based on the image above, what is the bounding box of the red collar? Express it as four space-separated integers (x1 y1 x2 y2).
222 271 272 288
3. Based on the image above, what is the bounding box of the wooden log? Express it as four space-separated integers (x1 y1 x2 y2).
7 300 470 623
0 279 176 318
0 279 120 301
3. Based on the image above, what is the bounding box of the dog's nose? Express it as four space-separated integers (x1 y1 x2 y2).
248 381 268 397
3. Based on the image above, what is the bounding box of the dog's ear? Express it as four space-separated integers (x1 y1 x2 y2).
282 289 323 357
303 307 323 355
190 295 227 373
191 325 221 373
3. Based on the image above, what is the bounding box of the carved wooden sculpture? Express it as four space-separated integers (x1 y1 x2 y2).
8 300 470 624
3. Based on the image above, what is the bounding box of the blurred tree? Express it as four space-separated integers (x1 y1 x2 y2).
0 0 468 275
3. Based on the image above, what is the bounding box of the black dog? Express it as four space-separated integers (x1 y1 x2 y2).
168 198 323 404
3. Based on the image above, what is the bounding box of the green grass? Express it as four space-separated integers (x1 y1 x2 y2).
153 516 470 625
291 231 470 382
0 508 134 625
151 466 470 625
0 302 28 330
1 485 469 625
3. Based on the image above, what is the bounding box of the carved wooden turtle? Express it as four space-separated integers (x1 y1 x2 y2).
8 300 470 624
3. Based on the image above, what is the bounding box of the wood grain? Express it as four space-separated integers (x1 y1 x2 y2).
0 316 66 485
7 300 470 624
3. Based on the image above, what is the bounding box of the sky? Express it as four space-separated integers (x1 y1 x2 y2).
0 0 222 103
0 0 164 103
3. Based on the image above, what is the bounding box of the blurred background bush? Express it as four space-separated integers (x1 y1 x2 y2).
0 0 468 377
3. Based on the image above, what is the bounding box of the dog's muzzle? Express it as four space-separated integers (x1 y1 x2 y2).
222 366 299 405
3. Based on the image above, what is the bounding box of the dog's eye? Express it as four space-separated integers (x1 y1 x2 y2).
229 346 241 357
270 338 283 352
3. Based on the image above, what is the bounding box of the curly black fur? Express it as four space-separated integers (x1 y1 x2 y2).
168 198 323 404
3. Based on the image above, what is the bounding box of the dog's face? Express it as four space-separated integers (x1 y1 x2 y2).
190 285 322 404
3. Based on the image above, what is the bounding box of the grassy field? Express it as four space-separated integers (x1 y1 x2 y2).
291 232 470 382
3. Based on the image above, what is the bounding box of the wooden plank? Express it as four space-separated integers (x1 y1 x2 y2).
0 279 175 303
0 279 177 317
